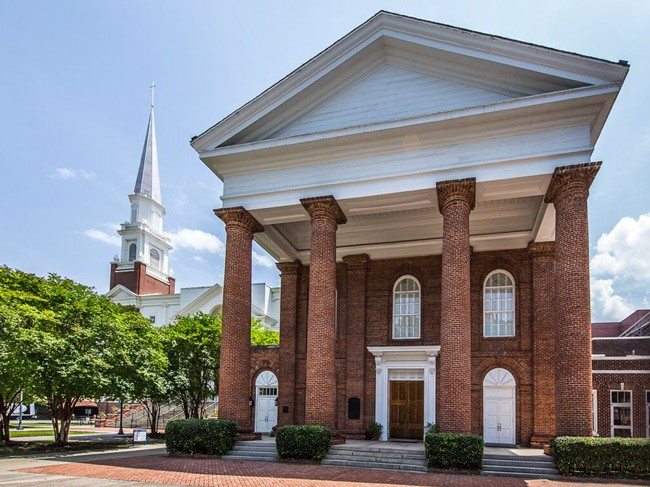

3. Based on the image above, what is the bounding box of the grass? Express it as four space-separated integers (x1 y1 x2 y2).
10 430 99 438
0 439 134 457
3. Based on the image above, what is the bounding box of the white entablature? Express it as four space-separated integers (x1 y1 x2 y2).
192 11 627 265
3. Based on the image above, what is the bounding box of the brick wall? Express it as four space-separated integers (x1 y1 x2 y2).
593 371 649 438
110 261 175 295
285 248 543 444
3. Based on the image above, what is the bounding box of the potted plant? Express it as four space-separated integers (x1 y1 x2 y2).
365 421 382 441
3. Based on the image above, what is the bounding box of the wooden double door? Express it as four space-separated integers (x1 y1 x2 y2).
389 380 424 439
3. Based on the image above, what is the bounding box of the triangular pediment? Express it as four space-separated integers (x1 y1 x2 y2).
106 284 137 300
192 11 626 153
272 64 512 139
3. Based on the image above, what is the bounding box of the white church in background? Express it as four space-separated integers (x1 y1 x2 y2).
106 95 280 329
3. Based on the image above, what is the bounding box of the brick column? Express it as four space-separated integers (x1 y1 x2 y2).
300 196 347 431
276 261 300 426
528 241 556 446
343 254 370 435
545 162 601 437
436 178 476 434
214 206 263 433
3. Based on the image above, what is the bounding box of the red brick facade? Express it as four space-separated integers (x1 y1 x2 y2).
545 162 601 437
110 261 175 295
437 178 475 434
215 206 263 433
217 164 604 445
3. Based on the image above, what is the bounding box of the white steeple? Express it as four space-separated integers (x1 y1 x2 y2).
115 85 173 285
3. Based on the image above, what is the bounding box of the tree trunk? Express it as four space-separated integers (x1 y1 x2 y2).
49 397 76 445
141 401 162 435
0 391 21 445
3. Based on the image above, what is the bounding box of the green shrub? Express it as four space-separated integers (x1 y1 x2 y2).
553 436 650 478
275 425 331 460
165 419 237 455
365 421 382 439
425 432 483 470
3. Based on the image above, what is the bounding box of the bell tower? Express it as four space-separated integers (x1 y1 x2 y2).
110 85 175 295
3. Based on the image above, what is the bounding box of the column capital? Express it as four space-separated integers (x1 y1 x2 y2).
276 260 300 275
436 178 476 213
214 206 264 234
300 195 347 225
342 254 370 269
528 241 555 257
544 162 601 204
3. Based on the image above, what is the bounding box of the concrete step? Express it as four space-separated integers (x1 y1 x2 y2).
326 450 426 463
481 453 559 480
223 441 279 462
321 458 428 473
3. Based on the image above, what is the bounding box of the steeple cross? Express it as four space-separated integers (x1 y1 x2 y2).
150 82 156 108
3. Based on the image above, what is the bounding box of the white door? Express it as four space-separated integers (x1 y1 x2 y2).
483 368 516 445
255 371 278 433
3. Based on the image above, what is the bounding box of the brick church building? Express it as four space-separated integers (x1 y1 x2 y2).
191 12 629 445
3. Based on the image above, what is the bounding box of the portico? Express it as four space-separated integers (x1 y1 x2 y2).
191 12 627 442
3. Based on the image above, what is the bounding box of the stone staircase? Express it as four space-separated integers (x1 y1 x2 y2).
223 440 279 462
481 453 560 480
322 444 428 473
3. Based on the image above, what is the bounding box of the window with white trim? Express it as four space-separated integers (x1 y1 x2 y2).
483 270 515 337
150 248 160 270
611 390 632 437
128 243 137 262
393 276 420 339
592 390 598 436
645 391 649 438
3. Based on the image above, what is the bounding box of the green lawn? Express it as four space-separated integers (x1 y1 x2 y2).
9 430 99 438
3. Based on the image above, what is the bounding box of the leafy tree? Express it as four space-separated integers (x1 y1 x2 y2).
162 312 221 419
251 318 279 346
0 267 162 445
0 267 54 444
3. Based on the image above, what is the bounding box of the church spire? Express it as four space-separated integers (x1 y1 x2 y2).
134 83 161 204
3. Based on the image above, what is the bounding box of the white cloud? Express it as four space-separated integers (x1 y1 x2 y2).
252 251 274 268
591 213 650 281
193 255 205 263
590 213 650 321
53 168 97 181
167 228 224 254
84 229 120 247
590 278 634 321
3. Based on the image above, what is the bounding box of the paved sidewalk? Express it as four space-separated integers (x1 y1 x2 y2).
3 449 647 487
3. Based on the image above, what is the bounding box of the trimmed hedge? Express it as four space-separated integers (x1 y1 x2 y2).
275 425 331 461
425 432 483 470
165 419 237 455
553 436 650 478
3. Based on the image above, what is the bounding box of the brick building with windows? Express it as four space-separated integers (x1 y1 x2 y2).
592 310 650 439
191 12 629 445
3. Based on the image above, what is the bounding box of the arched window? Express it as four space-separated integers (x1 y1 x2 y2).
150 248 160 270
393 276 421 339
128 243 137 262
483 270 515 337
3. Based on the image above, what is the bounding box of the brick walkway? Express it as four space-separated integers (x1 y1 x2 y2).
17 455 648 487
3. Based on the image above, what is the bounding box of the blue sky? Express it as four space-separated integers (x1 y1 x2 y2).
1 1 648 322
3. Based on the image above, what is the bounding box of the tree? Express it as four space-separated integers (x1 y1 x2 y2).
251 318 279 346
161 312 221 419
0 267 163 445
0 267 53 444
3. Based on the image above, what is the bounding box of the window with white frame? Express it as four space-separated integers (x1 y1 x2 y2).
611 390 632 437
150 248 160 270
646 391 649 438
128 242 137 262
393 276 420 339
483 270 515 337
592 390 598 436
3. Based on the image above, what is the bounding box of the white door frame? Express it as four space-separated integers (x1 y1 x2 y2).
368 346 440 441
483 368 516 445
254 370 278 434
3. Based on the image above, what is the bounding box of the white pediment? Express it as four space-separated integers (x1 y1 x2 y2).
273 64 511 139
